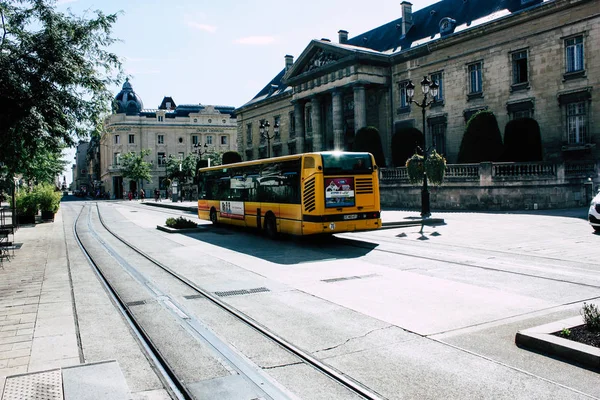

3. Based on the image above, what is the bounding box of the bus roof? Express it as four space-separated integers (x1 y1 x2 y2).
198 151 373 172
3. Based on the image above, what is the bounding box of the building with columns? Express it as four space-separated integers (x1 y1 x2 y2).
235 0 598 166
100 79 237 199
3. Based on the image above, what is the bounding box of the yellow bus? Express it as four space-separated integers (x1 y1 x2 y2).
197 151 381 237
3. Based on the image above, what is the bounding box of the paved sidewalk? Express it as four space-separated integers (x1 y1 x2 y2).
0 211 81 396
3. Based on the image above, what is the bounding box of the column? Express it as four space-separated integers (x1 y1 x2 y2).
293 101 305 154
332 91 344 150
311 97 322 151
353 85 366 133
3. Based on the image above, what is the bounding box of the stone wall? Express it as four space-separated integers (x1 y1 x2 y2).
380 161 598 210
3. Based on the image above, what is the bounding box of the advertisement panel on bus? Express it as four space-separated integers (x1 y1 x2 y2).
324 177 355 208
220 201 245 219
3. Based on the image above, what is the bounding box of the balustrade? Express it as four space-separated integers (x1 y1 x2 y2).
565 161 597 177
492 162 556 179
445 164 479 180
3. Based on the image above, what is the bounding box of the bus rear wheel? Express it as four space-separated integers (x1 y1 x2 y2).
264 214 278 239
210 209 218 225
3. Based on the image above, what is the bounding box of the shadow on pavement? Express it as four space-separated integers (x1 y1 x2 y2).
179 224 378 265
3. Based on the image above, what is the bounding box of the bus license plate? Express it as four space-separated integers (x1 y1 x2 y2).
344 214 358 220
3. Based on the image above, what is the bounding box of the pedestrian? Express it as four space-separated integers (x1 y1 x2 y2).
128 191 133 201
140 189 145 202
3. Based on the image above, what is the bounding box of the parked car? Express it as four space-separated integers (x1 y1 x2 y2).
588 191 600 232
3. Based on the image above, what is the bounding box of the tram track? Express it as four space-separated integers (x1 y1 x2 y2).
74 202 387 400
74 201 600 399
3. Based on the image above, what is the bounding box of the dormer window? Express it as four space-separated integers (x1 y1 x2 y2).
439 17 456 36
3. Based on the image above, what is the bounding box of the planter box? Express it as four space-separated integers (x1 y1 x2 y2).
17 215 36 225
41 211 55 221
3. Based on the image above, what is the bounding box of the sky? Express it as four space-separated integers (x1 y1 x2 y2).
59 0 436 183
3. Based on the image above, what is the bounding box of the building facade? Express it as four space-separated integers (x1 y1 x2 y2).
101 79 237 199
71 141 90 193
235 0 598 167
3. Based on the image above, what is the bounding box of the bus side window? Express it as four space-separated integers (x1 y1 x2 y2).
198 176 206 199
304 157 315 169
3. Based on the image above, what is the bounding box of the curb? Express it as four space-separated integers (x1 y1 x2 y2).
381 218 445 229
156 225 205 234
515 316 600 370
144 203 197 212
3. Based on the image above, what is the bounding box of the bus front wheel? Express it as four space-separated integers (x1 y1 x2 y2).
264 214 278 239
210 209 218 225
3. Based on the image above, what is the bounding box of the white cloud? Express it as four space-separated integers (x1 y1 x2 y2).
186 22 217 33
234 36 276 45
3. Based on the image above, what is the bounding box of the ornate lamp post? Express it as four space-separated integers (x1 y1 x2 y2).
406 76 439 218
259 120 279 158
192 143 209 200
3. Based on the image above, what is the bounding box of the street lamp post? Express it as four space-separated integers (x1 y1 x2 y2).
259 120 279 158
406 76 439 218
192 143 209 201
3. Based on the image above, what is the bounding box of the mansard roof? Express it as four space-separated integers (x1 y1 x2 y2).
346 0 543 53
138 104 236 119
241 0 545 108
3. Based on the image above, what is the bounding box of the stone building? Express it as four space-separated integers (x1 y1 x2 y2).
72 141 90 193
100 79 237 199
235 0 598 166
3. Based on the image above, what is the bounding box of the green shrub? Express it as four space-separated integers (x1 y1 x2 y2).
353 126 386 167
581 302 600 331
165 216 198 229
502 118 543 162
36 183 62 212
391 127 423 167
457 110 503 163
15 191 38 216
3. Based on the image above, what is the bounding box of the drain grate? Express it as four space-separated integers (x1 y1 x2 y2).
214 287 270 297
126 300 146 307
322 274 378 283
2 369 63 400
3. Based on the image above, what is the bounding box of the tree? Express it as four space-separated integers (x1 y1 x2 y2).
0 1 122 177
120 150 152 193
457 110 503 163
21 143 68 186
502 118 543 162
391 127 423 167
352 126 386 167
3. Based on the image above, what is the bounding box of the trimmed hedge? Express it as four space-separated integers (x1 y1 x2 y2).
352 126 386 167
502 118 543 162
391 127 423 167
457 110 503 163
222 151 242 165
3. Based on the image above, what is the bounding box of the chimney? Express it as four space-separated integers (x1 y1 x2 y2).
338 30 348 44
401 1 413 37
285 54 294 71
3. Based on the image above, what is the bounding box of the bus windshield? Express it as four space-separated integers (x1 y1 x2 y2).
321 153 373 175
